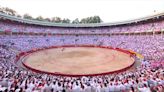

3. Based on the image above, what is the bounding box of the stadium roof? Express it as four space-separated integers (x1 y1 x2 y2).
0 12 164 28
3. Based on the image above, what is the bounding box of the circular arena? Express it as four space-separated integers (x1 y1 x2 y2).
21 46 135 76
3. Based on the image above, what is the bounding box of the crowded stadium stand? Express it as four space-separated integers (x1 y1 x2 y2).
0 12 164 92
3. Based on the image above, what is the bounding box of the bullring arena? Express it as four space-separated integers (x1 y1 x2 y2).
0 3 164 91
21 46 135 76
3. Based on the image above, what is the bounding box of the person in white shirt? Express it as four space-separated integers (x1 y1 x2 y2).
72 82 81 92
108 83 114 92
84 84 92 92
138 84 151 92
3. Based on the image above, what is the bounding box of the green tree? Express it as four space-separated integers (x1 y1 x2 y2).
44 18 51 22
92 16 102 23
80 18 87 24
72 18 80 24
23 13 33 19
51 17 62 23
62 18 70 23
36 16 44 21
80 16 102 23
0 7 17 16
16 14 22 18
5 7 15 15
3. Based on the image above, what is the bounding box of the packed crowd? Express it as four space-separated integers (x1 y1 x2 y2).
0 18 164 92
0 34 164 92
1 45 164 92
1 34 164 61
0 18 164 34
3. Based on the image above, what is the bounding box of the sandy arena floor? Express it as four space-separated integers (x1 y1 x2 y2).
23 47 135 75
